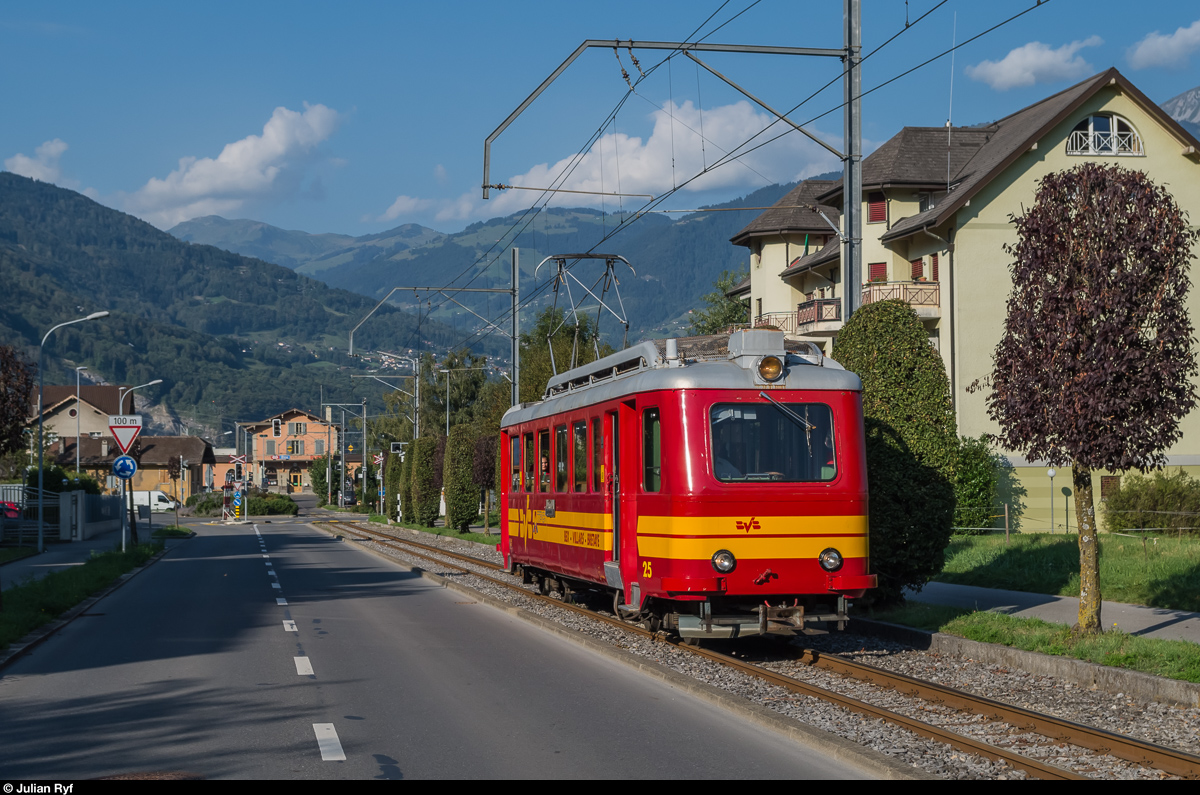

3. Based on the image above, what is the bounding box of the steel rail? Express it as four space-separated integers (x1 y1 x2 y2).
324 521 1099 779
785 648 1200 779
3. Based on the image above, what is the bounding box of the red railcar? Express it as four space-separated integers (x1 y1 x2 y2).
500 329 876 639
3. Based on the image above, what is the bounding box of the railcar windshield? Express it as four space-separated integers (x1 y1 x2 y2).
710 402 836 483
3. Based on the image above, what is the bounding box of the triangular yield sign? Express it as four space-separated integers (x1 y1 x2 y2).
110 424 141 454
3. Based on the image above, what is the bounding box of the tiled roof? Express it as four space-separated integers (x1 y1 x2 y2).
37 385 134 417
779 239 840 279
730 180 840 246
856 127 993 188
859 68 1200 243
242 408 328 430
725 275 751 297
52 435 215 467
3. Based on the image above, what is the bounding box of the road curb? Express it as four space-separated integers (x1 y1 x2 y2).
308 521 933 781
0 542 180 672
851 617 1200 708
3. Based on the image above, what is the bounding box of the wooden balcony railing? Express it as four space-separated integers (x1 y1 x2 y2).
753 312 798 335
861 281 940 309
797 298 841 327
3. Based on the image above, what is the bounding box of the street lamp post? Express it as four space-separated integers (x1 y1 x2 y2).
38 311 109 553
75 366 87 473
1047 468 1057 533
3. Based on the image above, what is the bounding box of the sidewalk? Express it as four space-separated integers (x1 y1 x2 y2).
906 581 1200 644
1 521 183 592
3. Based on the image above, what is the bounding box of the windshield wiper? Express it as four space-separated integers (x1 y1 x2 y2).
758 391 815 430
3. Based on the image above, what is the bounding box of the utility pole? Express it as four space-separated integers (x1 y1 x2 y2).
512 247 520 406
843 0 863 320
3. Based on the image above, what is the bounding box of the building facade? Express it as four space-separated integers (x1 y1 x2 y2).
242 409 340 493
736 69 1200 532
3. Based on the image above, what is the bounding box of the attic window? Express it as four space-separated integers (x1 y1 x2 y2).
1067 114 1144 156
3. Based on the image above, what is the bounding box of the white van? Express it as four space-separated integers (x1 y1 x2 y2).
132 490 179 512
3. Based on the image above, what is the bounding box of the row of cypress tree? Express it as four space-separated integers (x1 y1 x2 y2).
383 428 500 532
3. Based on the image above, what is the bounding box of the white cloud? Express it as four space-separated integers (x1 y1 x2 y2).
123 102 340 228
4 138 75 186
375 99 841 224
433 164 448 184
966 37 1103 91
375 194 434 222
1128 20 1200 70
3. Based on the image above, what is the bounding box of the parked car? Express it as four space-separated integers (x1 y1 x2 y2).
0 501 18 520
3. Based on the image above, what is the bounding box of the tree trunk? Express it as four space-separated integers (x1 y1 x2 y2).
1072 463 1102 634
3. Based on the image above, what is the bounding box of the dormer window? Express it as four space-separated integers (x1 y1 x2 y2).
1067 114 1144 156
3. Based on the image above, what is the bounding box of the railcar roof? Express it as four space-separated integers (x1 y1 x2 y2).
502 330 861 428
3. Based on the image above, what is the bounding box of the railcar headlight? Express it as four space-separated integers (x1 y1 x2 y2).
757 355 785 382
711 549 737 574
818 548 844 572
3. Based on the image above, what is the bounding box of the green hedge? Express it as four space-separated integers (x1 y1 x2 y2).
247 493 299 516
410 437 441 527
833 299 957 605
1104 469 1200 535
444 426 476 531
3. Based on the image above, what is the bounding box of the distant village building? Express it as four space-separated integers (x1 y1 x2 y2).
733 68 1200 532
239 408 349 494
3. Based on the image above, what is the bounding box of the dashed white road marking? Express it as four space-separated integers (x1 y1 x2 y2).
277 598 288 605
295 657 315 676
265 562 273 567
262 554 270 558
269 570 278 578
271 582 281 589
313 723 345 761
283 620 298 632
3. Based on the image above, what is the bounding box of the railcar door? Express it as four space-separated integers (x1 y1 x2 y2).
609 412 620 561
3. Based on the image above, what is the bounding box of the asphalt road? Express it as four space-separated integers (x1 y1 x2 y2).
0 516 872 780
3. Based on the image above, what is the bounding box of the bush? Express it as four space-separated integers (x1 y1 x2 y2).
400 444 415 524
384 451 402 521
1104 469 1200 535
832 299 957 605
25 465 101 495
955 435 1000 534
247 493 299 516
444 426 477 531
410 437 441 527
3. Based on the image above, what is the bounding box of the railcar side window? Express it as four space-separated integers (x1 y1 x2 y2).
710 402 837 483
643 407 661 492
524 434 534 492
510 436 520 491
538 429 550 493
555 425 569 492
573 421 587 492
591 418 601 492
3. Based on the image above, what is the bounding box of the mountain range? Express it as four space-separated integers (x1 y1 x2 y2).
1163 85 1200 138
0 172 490 434
167 178 837 342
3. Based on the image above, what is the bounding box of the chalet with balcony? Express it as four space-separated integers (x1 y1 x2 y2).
241 409 340 493
734 68 1200 531
729 180 841 338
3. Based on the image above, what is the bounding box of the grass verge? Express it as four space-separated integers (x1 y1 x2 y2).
1 543 162 651
936 533 1200 613
150 525 193 538
866 600 1200 683
387 520 500 546
0 547 39 566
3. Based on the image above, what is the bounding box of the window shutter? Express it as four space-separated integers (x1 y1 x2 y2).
931 252 939 282
911 258 923 279
315 440 324 455
867 192 886 223
868 262 887 282
298 441 305 456
266 441 275 456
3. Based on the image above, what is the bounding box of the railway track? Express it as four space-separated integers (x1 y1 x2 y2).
323 519 1200 780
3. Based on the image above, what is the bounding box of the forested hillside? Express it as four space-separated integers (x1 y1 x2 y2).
0 173 492 426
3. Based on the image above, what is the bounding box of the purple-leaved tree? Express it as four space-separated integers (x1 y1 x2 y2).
985 164 1197 634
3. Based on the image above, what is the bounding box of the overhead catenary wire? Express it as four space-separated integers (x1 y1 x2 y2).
449 1 1048 357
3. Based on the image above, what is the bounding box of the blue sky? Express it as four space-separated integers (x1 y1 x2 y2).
2 1 1197 236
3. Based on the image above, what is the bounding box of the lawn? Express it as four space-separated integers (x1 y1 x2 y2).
934 532 1200 612
865 601 1200 683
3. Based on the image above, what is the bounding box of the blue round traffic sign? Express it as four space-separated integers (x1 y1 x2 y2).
233 494 242 506
113 455 138 480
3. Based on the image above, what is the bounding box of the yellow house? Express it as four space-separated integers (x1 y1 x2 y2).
736 68 1200 532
